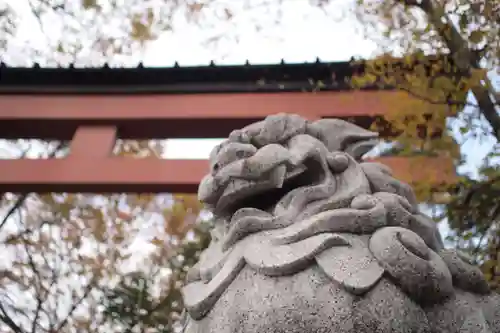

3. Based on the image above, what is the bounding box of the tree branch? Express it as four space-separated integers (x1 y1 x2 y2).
53 279 95 332
0 142 67 332
0 194 29 232
21 228 52 333
418 0 500 141
0 302 23 333
3 220 55 245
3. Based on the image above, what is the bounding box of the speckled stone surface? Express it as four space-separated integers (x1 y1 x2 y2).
181 114 500 333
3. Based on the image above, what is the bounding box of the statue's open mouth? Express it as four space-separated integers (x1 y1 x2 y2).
200 156 328 219
224 158 327 216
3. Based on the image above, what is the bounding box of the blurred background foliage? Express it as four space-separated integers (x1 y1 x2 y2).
0 0 498 332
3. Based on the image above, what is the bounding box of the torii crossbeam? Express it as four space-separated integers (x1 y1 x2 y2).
0 60 457 193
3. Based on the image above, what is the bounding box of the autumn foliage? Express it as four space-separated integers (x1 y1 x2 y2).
350 0 499 290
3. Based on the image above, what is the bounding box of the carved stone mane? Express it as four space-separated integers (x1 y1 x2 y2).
182 114 499 333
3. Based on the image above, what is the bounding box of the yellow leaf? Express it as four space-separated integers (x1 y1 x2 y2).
4 237 23 245
150 237 164 247
469 30 484 44
82 0 99 9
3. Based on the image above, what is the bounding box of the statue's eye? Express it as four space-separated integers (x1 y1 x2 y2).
212 163 220 172
235 150 245 158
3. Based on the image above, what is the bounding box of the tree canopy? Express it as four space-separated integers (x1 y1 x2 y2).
348 0 499 290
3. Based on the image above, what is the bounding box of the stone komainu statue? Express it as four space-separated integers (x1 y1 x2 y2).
181 114 500 333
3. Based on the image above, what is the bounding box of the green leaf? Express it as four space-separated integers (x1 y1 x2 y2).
469 30 484 44
458 14 468 31
463 231 474 241
82 0 98 10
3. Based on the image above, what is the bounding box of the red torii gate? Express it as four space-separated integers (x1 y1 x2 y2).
0 60 456 193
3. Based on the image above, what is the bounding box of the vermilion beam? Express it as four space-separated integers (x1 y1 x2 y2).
0 91 404 140
0 91 394 119
69 126 117 158
0 156 456 193
0 89 451 194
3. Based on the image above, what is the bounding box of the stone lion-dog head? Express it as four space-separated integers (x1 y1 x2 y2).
181 114 499 333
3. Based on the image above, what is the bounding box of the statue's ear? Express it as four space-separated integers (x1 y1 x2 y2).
306 119 379 159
